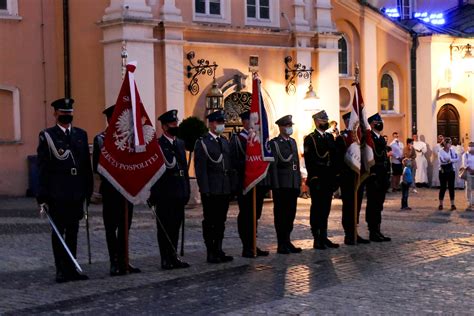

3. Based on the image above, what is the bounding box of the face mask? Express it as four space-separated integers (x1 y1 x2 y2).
285 127 293 136
167 126 179 137
58 114 73 125
319 122 329 130
374 122 384 131
215 124 225 135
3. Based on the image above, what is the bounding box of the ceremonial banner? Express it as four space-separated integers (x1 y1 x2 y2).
98 62 165 204
243 74 273 195
344 82 375 179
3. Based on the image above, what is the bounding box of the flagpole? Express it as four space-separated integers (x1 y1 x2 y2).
121 42 130 273
353 64 360 245
252 187 257 257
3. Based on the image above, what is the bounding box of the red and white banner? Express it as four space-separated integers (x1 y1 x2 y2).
344 82 375 178
243 74 273 195
98 62 165 204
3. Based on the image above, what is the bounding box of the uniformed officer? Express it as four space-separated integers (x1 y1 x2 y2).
337 112 370 245
230 110 270 258
37 98 93 283
92 105 141 276
304 110 340 250
366 113 392 242
269 115 302 254
194 110 234 263
149 109 191 270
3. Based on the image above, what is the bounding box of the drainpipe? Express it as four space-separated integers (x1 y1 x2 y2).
410 32 418 134
63 0 71 98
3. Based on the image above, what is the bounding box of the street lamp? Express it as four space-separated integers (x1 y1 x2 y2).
450 43 474 75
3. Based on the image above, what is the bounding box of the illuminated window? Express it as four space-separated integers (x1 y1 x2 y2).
245 0 279 27
338 36 349 76
193 0 230 24
381 74 394 112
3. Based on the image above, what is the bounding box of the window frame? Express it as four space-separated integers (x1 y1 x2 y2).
245 0 280 28
0 0 20 20
338 35 350 77
0 85 21 143
193 0 231 24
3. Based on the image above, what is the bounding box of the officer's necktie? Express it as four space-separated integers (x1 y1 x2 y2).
217 137 223 152
65 129 71 144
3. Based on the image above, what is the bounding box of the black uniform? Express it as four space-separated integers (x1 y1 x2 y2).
194 132 234 263
269 135 301 253
93 131 135 274
37 124 93 280
303 129 339 249
337 129 366 244
230 129 270 257
149 135 190 268
365 130 391 240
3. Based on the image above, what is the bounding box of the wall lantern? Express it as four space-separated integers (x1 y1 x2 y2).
205 78 224 112
186 51 219 96
450 43 474 75
284 56 318 100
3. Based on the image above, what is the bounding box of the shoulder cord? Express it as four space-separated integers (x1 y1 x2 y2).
309 134 329 159
44 131 76 166
273 141 293 162
160 146 177 169
373 138 385 158
200 139 224 164
235 134 246 156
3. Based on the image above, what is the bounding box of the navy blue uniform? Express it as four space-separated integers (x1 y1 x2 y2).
37 125 93 275
149 135 190 266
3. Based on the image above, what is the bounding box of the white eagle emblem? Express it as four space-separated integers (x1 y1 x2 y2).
113 109 155 152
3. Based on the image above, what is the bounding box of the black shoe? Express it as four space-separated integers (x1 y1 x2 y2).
69 270 89 281
161 259 175 270
313 239 327 250
378 232 391 242
242 249 256 258
287 242 302 253
369 232 384 242
128 264 141 274
256 247 270 256
451 205 457 211
357 235 370 244
277 245 290 254
324 238 340 248
55 270 68 283
173 257 190 269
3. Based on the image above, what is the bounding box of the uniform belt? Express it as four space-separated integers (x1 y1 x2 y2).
50 168 78 175
171 170 185 177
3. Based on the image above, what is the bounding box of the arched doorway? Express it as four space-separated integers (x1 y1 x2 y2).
437 104 460 140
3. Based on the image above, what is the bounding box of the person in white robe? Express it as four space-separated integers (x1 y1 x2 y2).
431 135 444 188
462 142 474 210
413 134 428 186
453 138 465 189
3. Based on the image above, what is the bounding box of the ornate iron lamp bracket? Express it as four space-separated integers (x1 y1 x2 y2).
186 51 218 95
284 56 313 95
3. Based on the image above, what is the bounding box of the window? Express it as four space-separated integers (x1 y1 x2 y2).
381 74 395 112
193 0 230 24
338 36 349 76
0 0 20 19
0 85 21 143
398 0 413 19
247 0 269 20
195 0 220 15
245 0 279 27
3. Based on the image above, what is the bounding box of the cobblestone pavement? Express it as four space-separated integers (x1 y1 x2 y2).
1 188 474 315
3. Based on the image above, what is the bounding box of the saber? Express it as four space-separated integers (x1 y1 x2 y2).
41 204 83 272
147 200 178 256
84 201 92 264
180 216 185 256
